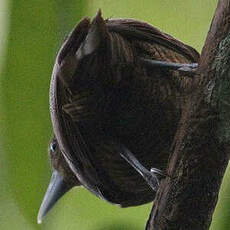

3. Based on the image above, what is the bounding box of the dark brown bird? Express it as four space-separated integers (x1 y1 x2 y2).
37 10 199 223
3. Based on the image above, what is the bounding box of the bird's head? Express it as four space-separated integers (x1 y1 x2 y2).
37 137 80 224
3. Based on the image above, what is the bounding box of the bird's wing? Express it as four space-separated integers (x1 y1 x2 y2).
50 17 110 201
106 18 199 62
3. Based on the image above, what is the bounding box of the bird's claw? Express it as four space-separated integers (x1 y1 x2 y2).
150 167 165 178
144 168 165 191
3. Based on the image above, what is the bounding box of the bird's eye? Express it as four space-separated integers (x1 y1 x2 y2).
50 140 57 153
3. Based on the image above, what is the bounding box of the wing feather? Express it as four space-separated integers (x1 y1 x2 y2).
50 13 200 206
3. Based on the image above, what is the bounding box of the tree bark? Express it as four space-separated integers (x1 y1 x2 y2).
146 1 230 229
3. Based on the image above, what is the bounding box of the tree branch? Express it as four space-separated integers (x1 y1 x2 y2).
146 1 230 229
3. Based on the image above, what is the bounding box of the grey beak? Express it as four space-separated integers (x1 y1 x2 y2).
37 170 70 224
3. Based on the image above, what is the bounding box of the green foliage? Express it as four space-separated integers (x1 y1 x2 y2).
1 0 58 229
2 0 229 230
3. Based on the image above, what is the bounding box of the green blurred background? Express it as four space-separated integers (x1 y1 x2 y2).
1 0 230 229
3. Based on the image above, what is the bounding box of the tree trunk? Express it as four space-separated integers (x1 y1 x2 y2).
146 0 230 229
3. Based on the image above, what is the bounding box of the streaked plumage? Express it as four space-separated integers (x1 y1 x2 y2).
38 10 199 223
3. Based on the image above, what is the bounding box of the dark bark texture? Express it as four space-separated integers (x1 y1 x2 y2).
146 1 230 229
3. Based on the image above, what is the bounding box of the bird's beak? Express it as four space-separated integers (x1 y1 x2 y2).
37 170 70 224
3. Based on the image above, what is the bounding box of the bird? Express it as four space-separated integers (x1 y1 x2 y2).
37 10 199 223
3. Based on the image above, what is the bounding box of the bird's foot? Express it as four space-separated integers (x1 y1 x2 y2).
143 168 166 191
118 143 165 191
150 167 165 177
140 58 198 77
177 63 198 76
